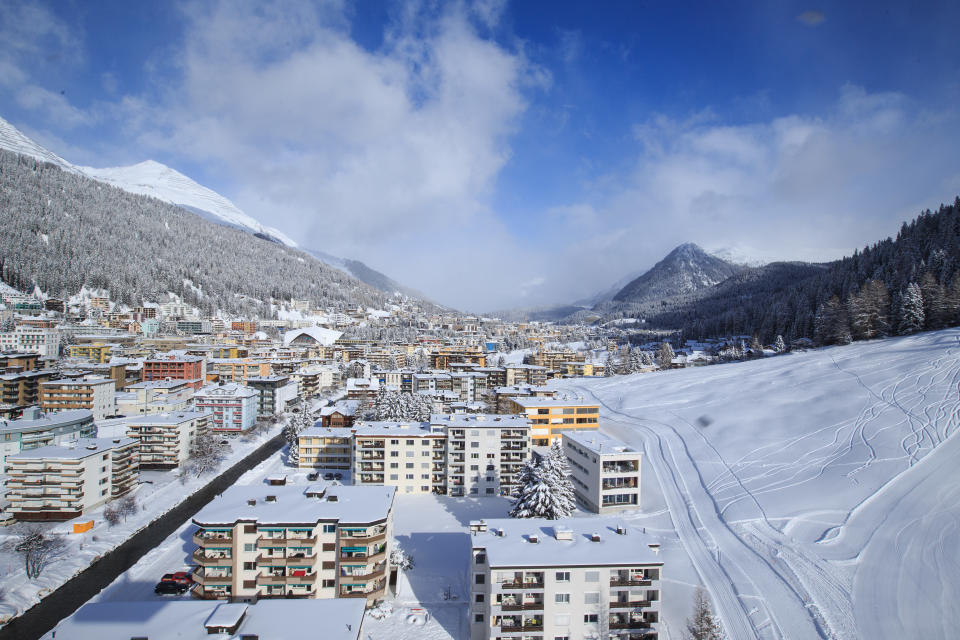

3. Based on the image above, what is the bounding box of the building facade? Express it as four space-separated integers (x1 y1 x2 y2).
0 408 96 469
507 398 600 447
194 384 259 432
562 431 641 513
469 519 663 640
190 484 394 602
39 378 116 421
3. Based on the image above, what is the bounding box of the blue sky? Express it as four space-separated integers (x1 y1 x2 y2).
2 0 960 310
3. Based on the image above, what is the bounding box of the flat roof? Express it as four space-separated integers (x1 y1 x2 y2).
473 518 662 568
562 430 638 455
509 397 599 408
52 598 366 640
126 380 190 390
192 483 395 526
0 409 93 432
98 411 211 427
429 413 529 428
8 436 136 460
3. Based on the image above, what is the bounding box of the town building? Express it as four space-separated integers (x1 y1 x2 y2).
0 368 56 409
190 483 394 602
469 519 663 640
39 377 115 420
4 437 138 520
562 431 642 513
435 414 529 498
507 397 600 446
492 385 556 413
207 358 273 385
0 326 62 358
117 379 194 415
319 400 361 429
246 375 299 418
194 383 259 432
50 598 367 640
66 342 115 363
142 354 206 390
0 408 96 469
99 411 211 469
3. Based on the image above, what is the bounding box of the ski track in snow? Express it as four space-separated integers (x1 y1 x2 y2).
563 330 960 640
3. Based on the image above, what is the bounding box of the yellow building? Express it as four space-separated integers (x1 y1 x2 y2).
206 358 272 384
507 397 600 446
67 343 113 364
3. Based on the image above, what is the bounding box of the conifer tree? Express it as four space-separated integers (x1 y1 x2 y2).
773 335 786 353
685 587 724 640
897 282 925 335
656 342 675 368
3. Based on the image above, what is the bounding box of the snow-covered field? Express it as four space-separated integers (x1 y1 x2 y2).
555 328 960 640
0 424 281 623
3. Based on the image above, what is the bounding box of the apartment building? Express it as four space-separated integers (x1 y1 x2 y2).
207 359 272 384
346 378 380 402
373 370 415 394
290 364 339 397
436 414 530 498
190 483 394 602
195 384 259 432
117 379 194 415
39 377 116 420
0 326 61 358
0 408 96 469
67 342 114 363
100 411 211 469
508 398 600 446
430 347 487 370
319 400 361 429
142 354 206 390
469 519 663 640
493 385 556 413
299 414 531 498
0 351 40 373
4 437 138 520
562 431 642 513
504 364 548 387
246 376 299 418
0 369 56 408
52 599 367 640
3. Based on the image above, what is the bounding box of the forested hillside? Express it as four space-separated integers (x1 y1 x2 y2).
0 150 398 316
634 199 960 344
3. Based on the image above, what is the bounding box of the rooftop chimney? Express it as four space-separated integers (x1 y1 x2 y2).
590 533 601 542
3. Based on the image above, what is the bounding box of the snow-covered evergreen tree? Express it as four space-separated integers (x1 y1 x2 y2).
773 335 786 353
509 449 575 520
897 282 925 335
656 342 674 368
542 441 576 516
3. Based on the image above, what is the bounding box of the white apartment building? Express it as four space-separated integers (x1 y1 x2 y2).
469 519 663 640
0 408 96 470
562 431 642 513
298 414 531 497
194 383 258 432
4 437 138 520
117 379 194 415
39 377 115 420
437 414 529 498
0 326 62 358
291 364 340 397
190 483 395 602
98 411 211 469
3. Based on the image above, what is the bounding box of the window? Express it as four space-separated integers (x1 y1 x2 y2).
583 614 598 623
475 553 486 564
485 488 495 494
584 592 599 604
470 465 479 471
470 487 478 494
406 474 414 480
470 430 479 436
475 574 485 584
555 593 570 604
585 571 599 582
555 571 571 582
244 543 256 552
322 579 335 588
406 463 414 469
471 442 479 448
475 593 485 602
406 451 414 457
390 463 398 469
323 525 336 533
554 614 570 626
390 451 399 457
471 453 479 459
390 474 399 480
390 439 399 445
243 562 255 570
474 614 484 623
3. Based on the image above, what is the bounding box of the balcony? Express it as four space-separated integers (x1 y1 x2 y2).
193 531 233 545
610 577 652 587
257 536 317 547
257 554 316 566
192 569 232 585
500 580 544 590
610 600 652 609
192 549 232 565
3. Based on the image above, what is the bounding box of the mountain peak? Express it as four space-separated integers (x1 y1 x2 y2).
611 242 743 304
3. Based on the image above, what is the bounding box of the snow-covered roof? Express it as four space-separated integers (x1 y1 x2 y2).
473 518 662 568
509 397 598 409
51 597 366 639
8 437 135 461
0 409 93 432
195 383 257 399
562 430 638 456
283 326 343 347
429 414 529 429
319 399 361 417
192 483 395 526
126 379 191 390
349 421 440 437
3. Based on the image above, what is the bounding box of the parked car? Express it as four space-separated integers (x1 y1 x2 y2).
307 472 319 481
333 473 343 481
161 571 193 586
155 581 189 595
323 472 334 480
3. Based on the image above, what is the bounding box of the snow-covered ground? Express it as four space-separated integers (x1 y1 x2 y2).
0 424 281 624
554 328 960 640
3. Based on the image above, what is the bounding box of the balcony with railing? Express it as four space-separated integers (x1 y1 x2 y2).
192 549 232 564
338 577 386 598
499 594 544 611
499 572 544 590
602 460 639 474
499 615 543 632
193 568 232 585
193 529 233 545
610 570 653 587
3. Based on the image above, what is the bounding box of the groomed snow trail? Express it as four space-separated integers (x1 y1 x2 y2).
573 386 822 640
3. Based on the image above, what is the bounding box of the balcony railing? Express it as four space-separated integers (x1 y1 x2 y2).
610 600 652 609
610 578 652 587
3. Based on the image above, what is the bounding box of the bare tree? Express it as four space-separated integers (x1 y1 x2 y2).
6 524 68 579
685 587 724 640
118 494 139 522
186 432 230 477
103 502 122 527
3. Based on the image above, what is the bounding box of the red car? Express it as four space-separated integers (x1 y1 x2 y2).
161 571 193 586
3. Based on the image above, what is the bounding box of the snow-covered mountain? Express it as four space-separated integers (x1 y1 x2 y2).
79 160 298 246
0 114 425 298
611 242 745 304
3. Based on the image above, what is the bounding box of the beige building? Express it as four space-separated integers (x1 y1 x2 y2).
507 398 600 446
190 483 395 602
4 437 138 520
39 377 116 420
99 411 211 469
117 380 194 415
469 519 663 640
562 431 641 513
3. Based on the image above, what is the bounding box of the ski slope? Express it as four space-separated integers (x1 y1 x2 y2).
559 329 960 640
